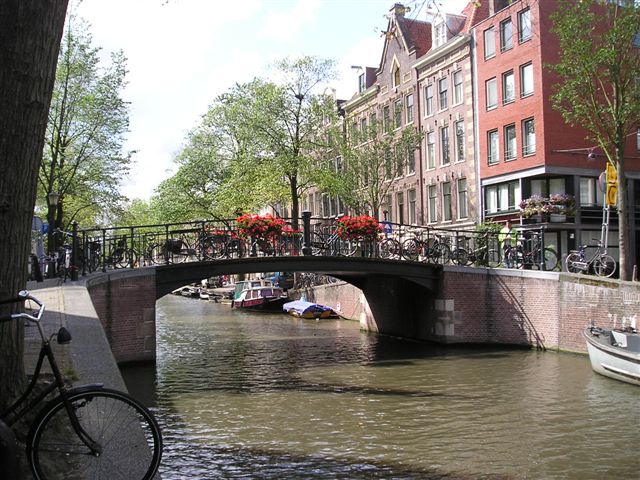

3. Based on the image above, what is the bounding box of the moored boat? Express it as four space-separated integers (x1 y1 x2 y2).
583 326 640 386
231 279 288 312
283 300 337 319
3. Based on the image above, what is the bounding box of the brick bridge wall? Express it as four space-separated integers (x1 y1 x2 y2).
83 267 640 362
85 268 157 363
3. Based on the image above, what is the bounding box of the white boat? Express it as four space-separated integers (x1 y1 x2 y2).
583 326 640 386
283 300 337 319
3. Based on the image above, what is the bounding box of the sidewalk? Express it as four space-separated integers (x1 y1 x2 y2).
24 278 126 390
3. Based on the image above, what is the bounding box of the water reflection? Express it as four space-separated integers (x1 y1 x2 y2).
121 295 639 480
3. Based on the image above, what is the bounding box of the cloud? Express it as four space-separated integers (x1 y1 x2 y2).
258 0 322 43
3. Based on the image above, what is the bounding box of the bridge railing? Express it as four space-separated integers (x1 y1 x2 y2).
63 215 553 279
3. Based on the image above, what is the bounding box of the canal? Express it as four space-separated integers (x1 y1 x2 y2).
121 294 638 479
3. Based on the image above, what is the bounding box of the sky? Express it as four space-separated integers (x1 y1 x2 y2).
74 0 468 201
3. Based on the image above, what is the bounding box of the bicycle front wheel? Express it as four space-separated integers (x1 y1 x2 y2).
593 254 617 278
27 388 162 480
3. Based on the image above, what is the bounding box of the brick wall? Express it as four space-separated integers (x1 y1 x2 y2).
86 268 156 363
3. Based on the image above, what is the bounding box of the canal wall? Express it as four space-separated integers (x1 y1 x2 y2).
295 268 640 353
85 268 157 364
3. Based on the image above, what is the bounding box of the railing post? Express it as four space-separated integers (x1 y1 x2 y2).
101 229 106 273
70 221 79 281
302 211 312 256
129 226 135 268
81 230 87 277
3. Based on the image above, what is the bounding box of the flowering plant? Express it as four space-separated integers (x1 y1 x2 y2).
235 213 285 239
335 215 382 241
519 194 575 218
281 226 302 237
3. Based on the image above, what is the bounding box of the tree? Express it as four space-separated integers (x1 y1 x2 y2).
39 14 132 241
0 0 70 411
243 56 339 228
549 0 640 280
327 121 424 219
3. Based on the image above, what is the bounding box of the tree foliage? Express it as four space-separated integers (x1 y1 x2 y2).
327 121 424 218
38 14 132 232
549 0 640 280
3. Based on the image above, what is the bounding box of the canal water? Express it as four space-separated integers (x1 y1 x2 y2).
122 294 639 480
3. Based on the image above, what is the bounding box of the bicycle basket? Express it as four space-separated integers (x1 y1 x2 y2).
165 238 183 254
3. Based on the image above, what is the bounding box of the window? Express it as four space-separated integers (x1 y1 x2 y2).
369 113 377 138
393 65 400 88
522 118 535 155
358 73 366 93
360 117 367 141
484 27 495 59
408 189 417 224
637 127 640 150
424 84 434 116
504 124 516 160
453 70 463 104
438 77 448 110
428 185 437 223
407 146 416 174
434 21 446 48
427 131 436 169
395 143 404 177
384 194 392 222
486 77 497 109
405 94 414 124
580 177 604 206
502 70 515 104
455 120 465 162
488 129 499 164
442 182 452 221
396 192 405 225
383 105 391 132
485 181 520 214
520 62 533 97
440 126 450 166
457 178 468 219
384 147 393 179
351 122 358 142
500 18 513 52
394 99 402 129
518 8 532 43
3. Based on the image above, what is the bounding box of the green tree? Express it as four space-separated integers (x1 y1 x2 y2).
327 121 424 219
242 56 339 227
0 0 70 414
549 0 640 280
39 14 132 243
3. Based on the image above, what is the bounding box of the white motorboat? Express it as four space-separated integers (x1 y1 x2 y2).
583 326 640 386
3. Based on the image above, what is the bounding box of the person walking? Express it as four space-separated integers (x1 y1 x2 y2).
499 220 518 267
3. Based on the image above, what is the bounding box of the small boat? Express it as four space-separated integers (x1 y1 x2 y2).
583 326 640 386
231 279 288 312
171 285 199 298
198 289 210 300
283 300 337 319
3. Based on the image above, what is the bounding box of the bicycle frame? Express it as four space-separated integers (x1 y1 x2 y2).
0 294 103 455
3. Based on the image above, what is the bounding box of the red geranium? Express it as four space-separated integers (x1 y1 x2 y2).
335 215 382 241
236 214 285 239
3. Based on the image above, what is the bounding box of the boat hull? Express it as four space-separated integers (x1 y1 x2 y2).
232 296 288 312
583 328 640 386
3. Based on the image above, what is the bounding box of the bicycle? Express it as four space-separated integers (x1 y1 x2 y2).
401 231 451 264
0 291 162 479
453 233 501 267
565 239 616 277
309 225 357 257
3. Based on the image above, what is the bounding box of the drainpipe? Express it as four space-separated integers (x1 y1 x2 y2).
471 28 483 223
415 66 425 225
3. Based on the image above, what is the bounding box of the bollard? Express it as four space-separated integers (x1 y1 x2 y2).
70 221 79 281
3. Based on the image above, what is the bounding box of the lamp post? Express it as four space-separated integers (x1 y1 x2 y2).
46 191 59 254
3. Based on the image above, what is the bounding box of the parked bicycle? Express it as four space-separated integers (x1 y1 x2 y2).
565 239 616 277
0 291 162 479
310 225 357 257
401 231 451 264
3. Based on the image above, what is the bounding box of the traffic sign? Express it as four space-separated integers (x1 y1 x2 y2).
606 163 618 206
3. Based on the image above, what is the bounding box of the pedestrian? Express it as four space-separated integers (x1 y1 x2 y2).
499 220 518 267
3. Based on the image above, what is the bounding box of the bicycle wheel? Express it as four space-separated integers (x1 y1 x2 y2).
378 238 401 259
202 236 227 260
309 233 327 256
430 243 451 265
593 254 616 278
339 238 358 256
401 239 420 261
487 249 501 268
452 248 469 265
540 248 559 271
28 387 162 480
564 252 583 273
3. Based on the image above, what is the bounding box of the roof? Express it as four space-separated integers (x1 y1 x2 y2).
396 16 432 57
460 0 491 32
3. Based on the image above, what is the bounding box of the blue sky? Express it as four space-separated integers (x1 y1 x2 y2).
75 0 468 200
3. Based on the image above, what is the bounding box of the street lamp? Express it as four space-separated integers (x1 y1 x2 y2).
47 191 59 253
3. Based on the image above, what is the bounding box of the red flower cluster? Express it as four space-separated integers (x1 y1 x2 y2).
236 214 285 239
281 226 302 237
335 215 382 241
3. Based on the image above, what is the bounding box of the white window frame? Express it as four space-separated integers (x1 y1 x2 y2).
518 8 532 43
502 70 515 104
486 77 497 110
453 70 463 105
520 62 533 97
522 118 535 156
484 27 496 59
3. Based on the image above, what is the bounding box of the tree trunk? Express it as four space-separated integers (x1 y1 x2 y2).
290 176 300 230
0 0 69 411
617 155 630 281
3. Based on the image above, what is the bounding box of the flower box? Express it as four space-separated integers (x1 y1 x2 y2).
236 214 285 240
335 215 382 241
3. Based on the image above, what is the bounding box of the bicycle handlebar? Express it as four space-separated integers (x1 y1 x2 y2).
0 290 44 324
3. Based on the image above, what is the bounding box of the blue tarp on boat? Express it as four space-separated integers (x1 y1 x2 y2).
282 300 336 318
